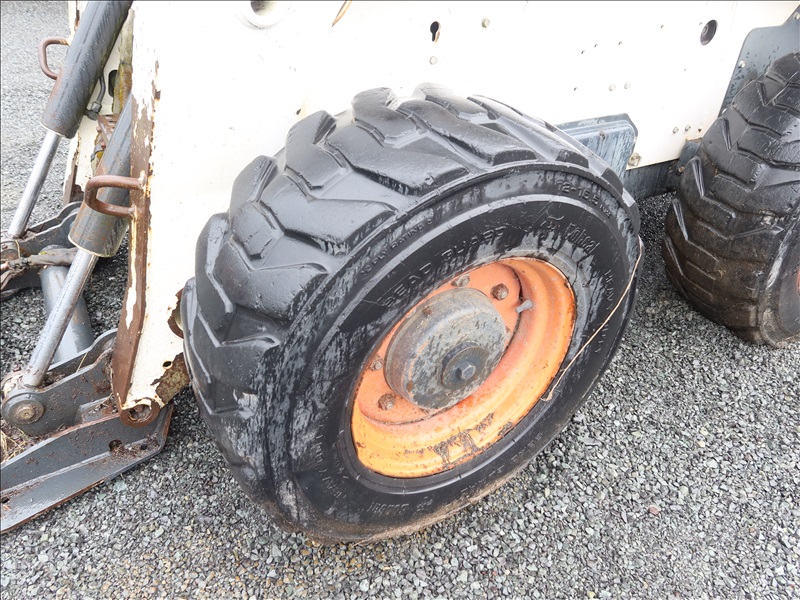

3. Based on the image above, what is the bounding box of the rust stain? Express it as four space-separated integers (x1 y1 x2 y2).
112 65 158 428
153 353 189 404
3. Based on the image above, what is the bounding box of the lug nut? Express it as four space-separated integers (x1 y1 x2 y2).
453 274 470 287
491 284 509 300
378 394 396 411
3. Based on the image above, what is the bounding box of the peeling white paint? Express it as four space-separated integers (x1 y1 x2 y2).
108 1 793 407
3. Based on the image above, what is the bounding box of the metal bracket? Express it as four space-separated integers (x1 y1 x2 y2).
0 202 81 299
557 115 638 179
0 403 173 534
83 174 141 219
38 37 69 81
1 331 118 437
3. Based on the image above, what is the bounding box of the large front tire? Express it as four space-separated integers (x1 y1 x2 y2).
663 53 800 347
182 85 641 542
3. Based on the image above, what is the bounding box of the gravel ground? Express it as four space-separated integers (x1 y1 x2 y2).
2 3 799 599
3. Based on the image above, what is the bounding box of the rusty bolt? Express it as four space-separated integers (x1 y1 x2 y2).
378 394 396 411
491 283 509 300
453 274 471 288
370 358 384 371
128 403 152 422
9 398 44 424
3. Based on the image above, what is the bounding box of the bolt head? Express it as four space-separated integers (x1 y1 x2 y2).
9 398 44 424
453 274 470 288
378 394 396 411
128 403 153 422
491 284 509 300
370 358 384 371
456 363 477 381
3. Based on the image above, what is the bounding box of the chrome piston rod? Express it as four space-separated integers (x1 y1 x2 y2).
21 249 97 389
6 130 62 238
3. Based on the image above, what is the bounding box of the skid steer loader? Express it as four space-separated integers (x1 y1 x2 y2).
1 0 798 543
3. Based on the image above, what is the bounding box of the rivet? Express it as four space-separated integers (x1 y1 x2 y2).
370 358 383 371
609 84 616 92
738 61 746 68
429 56 438 65
673 127 679 133
482 18 490 28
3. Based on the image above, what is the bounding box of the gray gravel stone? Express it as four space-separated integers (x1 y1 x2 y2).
2 3 799 600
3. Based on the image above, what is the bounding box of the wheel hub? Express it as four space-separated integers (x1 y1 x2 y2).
350 259 576 478
384 288 507 411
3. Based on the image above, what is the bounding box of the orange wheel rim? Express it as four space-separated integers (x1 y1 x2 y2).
350 258 576 477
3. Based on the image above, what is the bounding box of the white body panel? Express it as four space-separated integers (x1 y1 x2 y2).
68 1 796 407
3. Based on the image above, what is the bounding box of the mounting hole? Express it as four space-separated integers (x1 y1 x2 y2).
109 439 123 452
1 496 9 504
239 0 290 28
700 20 717 45
108 69 118 96
140 444 149 451
162 360 172 368
430 21 441 42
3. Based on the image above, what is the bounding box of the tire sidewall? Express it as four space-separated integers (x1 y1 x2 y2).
764 207 800 344
263 166 638 539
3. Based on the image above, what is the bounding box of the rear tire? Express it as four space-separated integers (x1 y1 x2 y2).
663 52 800 347
182 84 641 542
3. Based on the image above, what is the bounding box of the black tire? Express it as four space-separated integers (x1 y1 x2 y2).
181 84 641 542
663 52 800 347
